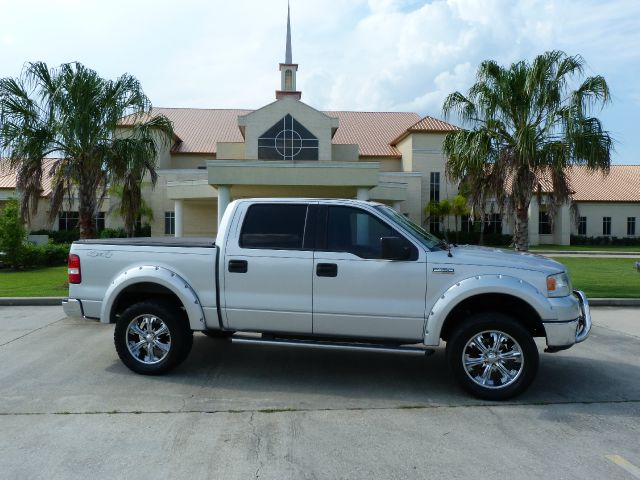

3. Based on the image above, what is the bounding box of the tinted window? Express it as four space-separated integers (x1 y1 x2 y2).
326 206 414 259
240 204 308 250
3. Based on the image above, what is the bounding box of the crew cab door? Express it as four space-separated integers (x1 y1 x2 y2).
312 205 427 341
223 203 314 334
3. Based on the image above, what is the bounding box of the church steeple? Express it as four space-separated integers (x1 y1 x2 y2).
277 1 301 100
285 2 292 64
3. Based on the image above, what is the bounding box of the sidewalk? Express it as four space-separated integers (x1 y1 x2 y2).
1 297 639 307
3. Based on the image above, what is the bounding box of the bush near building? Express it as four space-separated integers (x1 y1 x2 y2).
570 235 640 246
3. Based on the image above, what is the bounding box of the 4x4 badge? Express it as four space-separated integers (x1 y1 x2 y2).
433 267 455 274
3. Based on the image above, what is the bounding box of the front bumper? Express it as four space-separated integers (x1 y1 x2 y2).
62 298 84 319
543 290 592 351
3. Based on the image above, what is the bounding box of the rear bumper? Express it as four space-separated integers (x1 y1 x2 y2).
543 290 591 350
62 298 84 319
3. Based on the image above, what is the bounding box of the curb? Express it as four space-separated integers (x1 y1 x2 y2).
0 297 65 306
588 298 640 307
1 297 639 308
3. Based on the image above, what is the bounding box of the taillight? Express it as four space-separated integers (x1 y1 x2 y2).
68 254 81 284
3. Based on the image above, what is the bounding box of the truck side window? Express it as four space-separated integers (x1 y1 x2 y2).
240 204 308 250
326 206 415 259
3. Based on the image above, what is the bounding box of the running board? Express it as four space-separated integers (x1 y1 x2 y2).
231 336 434 356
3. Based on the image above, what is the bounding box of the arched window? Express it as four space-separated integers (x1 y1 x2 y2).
284 69 293 90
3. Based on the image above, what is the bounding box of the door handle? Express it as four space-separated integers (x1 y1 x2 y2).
228 259 248 273
316 263 338 277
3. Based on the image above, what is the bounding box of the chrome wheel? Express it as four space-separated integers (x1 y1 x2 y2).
126 314 172 365
462 330 524 390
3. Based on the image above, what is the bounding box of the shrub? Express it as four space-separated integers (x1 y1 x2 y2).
30 229 79 244
439 230 513 247
570 235 640 246
0 199 26 269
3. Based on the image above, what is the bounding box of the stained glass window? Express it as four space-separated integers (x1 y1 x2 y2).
258 114 319 160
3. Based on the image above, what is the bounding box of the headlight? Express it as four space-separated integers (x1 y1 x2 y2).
547 272 572 297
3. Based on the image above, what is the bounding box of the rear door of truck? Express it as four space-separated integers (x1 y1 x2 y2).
222 201 315 334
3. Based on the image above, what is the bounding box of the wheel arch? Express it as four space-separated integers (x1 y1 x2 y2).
424 275 553 346
100 265 206 330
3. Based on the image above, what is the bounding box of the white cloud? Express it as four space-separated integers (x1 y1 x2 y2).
0 0 638 162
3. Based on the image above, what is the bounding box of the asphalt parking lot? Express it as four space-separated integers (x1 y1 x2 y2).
0 306 638 480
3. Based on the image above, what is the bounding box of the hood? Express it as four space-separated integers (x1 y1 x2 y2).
435 245 565 275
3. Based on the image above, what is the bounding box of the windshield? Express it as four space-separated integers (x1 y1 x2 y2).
375 205 445 251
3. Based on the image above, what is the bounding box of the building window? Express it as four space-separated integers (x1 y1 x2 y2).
94 212 105 233
603 217 611 236
429 216 441 235
461 214 473 233
578 216 587 235
284 69 293 90
58 211 79 231
628 217 636 236
164 211 175 235
538 211 552 235
258 114 319 160
484 213 502 234
430 172 440 202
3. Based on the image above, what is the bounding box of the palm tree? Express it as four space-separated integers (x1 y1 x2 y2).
108 182 155 237
424 199 451 237
0 62 173 239
442 51 613 251
449 194 470 244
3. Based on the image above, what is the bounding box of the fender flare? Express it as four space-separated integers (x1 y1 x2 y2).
423 274 554 346
100 265 206 330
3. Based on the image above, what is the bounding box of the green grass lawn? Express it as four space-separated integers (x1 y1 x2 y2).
531 244 640 252
1 259 638 299
549 257 640 298
0 266 68 297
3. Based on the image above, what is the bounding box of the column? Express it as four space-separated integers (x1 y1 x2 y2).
357 187 370 201
527 196 539 246
174 199 183 238
393 201 402 212
217 185 231 226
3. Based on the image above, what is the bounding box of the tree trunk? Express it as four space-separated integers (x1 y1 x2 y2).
455 215 459 244
514 206 529 251
78 180 97 239
479 214 485 246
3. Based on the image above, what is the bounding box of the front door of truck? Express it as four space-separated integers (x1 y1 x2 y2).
224 203 314 334
312 205 427 341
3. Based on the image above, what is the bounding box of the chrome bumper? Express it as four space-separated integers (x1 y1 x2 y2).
62 298 84 319
543 290 592 350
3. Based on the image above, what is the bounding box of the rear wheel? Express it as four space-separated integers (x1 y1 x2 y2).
114 301 193 375
446 312 538 400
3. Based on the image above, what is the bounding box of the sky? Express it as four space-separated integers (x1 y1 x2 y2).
1 0 638 164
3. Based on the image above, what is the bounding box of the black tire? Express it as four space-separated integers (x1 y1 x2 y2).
446 312 539 400
202 330 235 339
114 301 193 375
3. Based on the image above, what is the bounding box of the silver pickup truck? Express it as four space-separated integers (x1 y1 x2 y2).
63 198 591 400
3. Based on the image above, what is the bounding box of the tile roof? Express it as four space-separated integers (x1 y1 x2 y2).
0 159 55 197
391 115 460 145
568 165 640 202
123 108 421 157
325 111 421 157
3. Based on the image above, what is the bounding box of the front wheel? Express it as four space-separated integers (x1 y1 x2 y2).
446 312 539 400
114 301 193 375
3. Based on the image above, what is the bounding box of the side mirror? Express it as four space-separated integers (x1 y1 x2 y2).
380 236 411 260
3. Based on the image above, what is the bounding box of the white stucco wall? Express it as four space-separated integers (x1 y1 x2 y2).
573 202 639 237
